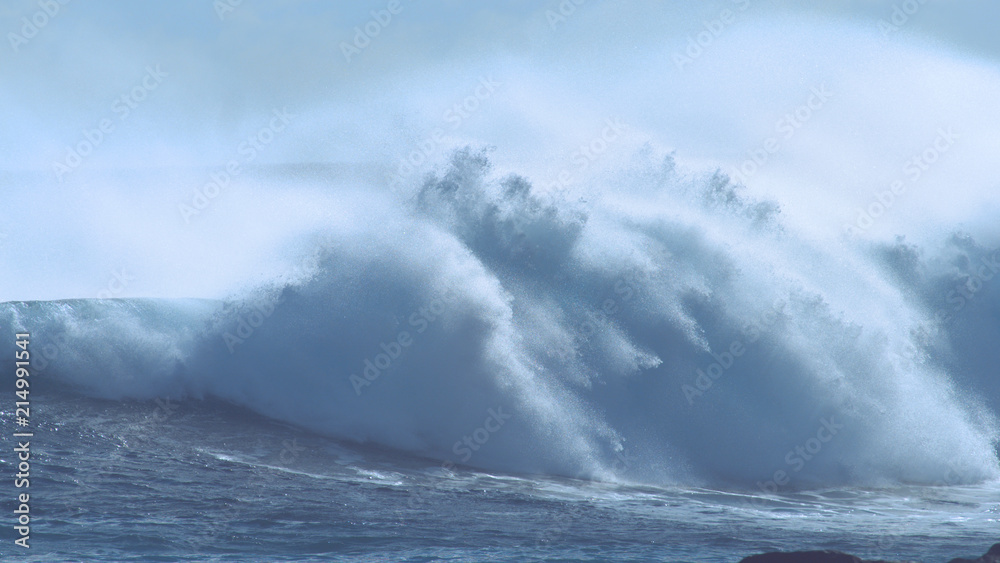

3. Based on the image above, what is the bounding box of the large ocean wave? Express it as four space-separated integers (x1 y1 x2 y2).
4 147 999 490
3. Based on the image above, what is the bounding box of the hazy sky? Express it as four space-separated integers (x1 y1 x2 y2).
2 0 999 299
4 1 998 169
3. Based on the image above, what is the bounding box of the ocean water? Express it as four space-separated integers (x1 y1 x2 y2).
2 155 999 561
5 2 1000 561
2 391 998 563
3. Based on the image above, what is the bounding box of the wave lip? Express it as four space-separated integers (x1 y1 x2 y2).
4 148 999 489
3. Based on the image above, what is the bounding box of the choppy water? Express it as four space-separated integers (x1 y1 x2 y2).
4 3 1000 559
1 391 997 562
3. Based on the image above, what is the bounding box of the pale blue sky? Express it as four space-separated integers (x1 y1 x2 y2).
3 0 998 173
1 0 998 301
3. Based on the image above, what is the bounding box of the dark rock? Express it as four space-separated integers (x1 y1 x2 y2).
737 543 1000 563
738 549 910 563
948 543 1000 563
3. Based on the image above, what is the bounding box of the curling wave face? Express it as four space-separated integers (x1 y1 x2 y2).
3 148 999 489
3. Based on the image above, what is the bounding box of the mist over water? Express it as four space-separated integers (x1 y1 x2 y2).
3 0 1000 526
4 141 998 491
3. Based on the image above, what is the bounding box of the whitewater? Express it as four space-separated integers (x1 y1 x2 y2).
3 1 1000 561
2 147 999 560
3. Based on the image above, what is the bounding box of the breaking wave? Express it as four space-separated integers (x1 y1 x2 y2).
3 147 999 489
